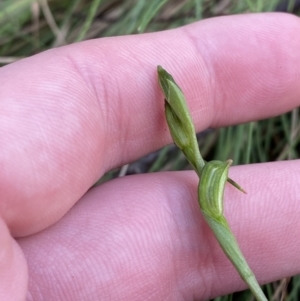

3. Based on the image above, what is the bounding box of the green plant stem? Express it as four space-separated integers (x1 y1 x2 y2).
75 0 102 42
158 65 268 301
203 212 267 301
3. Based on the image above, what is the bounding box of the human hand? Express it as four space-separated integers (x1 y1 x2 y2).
1 13 300 301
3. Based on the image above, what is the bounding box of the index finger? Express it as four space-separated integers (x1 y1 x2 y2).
1 13 300 236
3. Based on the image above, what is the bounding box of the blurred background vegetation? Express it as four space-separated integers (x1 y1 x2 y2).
1 0 300 300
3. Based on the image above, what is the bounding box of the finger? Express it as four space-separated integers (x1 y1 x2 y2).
61 12 300 168
19 160 300 300
2 13 300 236
0 218 28 300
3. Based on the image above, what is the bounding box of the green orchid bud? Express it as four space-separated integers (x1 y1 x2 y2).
157 65 205 175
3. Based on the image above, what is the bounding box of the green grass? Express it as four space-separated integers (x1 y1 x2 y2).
1 0 300 300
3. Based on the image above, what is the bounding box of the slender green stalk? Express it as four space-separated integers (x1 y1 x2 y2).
245 122 255 164
137 0 170 33
157 65 268 301
75 0 102 42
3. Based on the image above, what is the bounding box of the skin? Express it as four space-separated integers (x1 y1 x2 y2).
1 12 300 301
